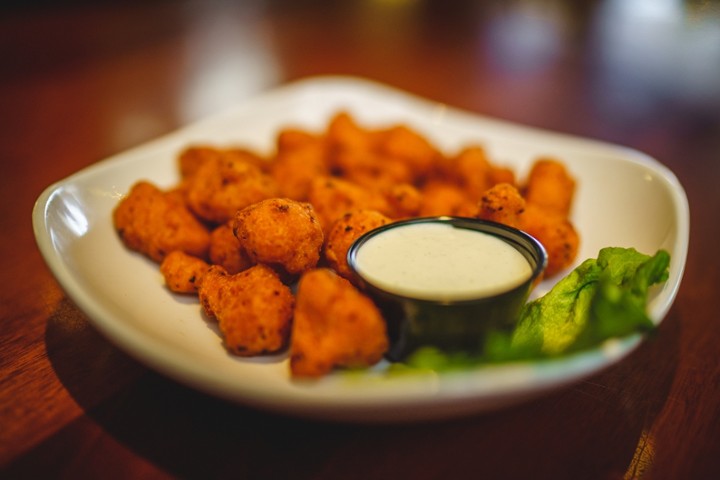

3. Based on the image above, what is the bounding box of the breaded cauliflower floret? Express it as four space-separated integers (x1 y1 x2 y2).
113 181 210 262
325 209 391 280
290 269 388 378
375 124 440 183
184 152 278 224
307 177 390 234
160 250 210 294
233 198 324 276
209 222 253 274
449 146 493 202
270 138 329 201
199 264 294 356
477 183 526 229
524 158 576 217
519 204 579 278
418 181 477 218
381 183 422 219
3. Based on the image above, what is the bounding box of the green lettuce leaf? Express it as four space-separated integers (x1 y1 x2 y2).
403 247 670 369
490 247 669 361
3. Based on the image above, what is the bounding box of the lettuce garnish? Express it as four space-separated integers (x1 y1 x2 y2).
403 247 670 370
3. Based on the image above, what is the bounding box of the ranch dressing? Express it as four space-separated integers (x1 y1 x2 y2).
353 222 533 301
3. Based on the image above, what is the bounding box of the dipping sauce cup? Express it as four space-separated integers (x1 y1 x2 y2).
347 216 547 361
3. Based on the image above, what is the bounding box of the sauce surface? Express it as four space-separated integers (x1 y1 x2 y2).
353 223 533 301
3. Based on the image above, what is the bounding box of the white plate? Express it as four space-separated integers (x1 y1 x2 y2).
33 76 689 422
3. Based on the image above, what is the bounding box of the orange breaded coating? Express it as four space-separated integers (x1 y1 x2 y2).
477 183 526 229
185 152 278 224
325 209 392 279
381 183 423 219
519 204 580 277
333 149 413 191
290 269 388 378
277 128 323 153
233 198 324 275
113 181 210 262
209 223 253 274
270 140 329 201
375 125 440 183
160 250 210 294
178 146 220 179
199 264 294 356
418 181 478 217
489 165 516 187
524 158 576 217
451 146 493 202
307 177 391 233
179 146 268 179
326 111 376 154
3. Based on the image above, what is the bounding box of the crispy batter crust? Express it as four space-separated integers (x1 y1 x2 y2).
233 198 324 275
160 251 210 294
209 222 253 274
325 209 392 280
113 181 210 262
199 265 294 356
290 269 388 377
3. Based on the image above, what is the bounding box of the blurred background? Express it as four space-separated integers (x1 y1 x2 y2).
2 0 719 164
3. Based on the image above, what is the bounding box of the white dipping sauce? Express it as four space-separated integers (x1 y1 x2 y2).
354 223 533 301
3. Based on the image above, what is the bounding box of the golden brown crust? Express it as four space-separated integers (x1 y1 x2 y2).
160 251 210 294
477 183 526 229
232 198 324 276
524 158 576 217
270 141 329 201
519 204 580 277
307 177 391 234
199 264 294 356
184 153 278 224
209 222 254 274
418 181 478 217
113 181 210 262
290 269 388 378
381 183 423 219
451 146 493 202
325 209 392 279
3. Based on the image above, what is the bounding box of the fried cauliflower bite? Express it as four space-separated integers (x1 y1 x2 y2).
325 210 392 279
333 149 413 191
113 181 210 262
199 264 294 356
160 250 210 294
326 111 376 153
270 141 329 201
450 146 494 202
519 204 580 277
307 177 391 233
179 146 269 179
418 181 478 217
381 183 423 219
184 152 278 224
290 269 388 378
209 223 254 274
490 165 516 186
375 125 440 183
232 198 324 276
178 146 218 179
524 158 576 217
477 183 526 229
276 128 323 153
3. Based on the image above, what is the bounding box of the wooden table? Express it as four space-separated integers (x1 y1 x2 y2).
2 1 719 478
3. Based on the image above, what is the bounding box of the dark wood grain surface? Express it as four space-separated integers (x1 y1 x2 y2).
2 1 719 478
